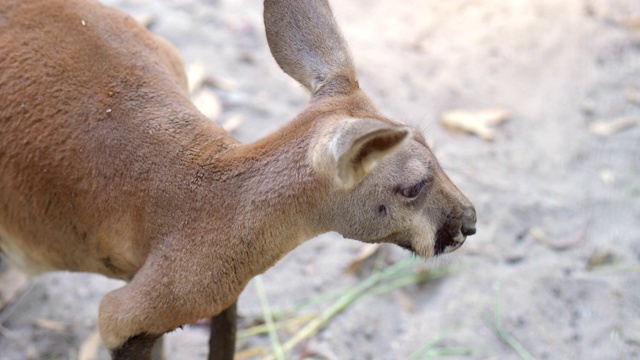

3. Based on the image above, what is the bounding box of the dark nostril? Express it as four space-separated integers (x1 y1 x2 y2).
461 223 476 236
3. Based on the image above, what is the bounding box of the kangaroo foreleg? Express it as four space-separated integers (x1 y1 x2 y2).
208 300 237 360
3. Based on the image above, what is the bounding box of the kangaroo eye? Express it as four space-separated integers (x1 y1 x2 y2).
400 179 427 199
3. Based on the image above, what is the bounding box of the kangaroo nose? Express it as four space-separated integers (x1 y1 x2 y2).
461 223 476 236
461 206 477 236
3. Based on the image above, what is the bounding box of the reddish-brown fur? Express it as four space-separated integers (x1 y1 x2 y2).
0 0 476 358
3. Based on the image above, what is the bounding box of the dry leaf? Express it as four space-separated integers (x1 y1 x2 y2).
192 89 222 121
298 339 340 360
586 251 615 270
393 290 415 313
221 114 246 132
35 319 67 332
25 345 40 359
626 87 640 104
588 117 639 136
346 244 381 274
186 61 208 95
207 76 239 91
620 17 640 36
439 108 510 141
78 330 101 360
599 169 615 185
134 14 156 29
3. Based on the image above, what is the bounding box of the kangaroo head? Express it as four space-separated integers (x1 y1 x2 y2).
264 0 476 257
306 110 475 257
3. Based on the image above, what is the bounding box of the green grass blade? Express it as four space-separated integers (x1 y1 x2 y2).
255 276 285 360
483 281 535 360
405 323 463 360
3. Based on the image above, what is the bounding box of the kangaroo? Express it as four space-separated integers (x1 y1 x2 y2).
0 0 477 359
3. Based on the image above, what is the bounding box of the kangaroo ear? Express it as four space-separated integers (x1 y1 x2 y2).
314 119 412 189
263 0 358 98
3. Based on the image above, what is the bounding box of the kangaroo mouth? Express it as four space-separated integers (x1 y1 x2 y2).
434 228 466 255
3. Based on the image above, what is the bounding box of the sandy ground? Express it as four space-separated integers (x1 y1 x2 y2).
1 0 639 359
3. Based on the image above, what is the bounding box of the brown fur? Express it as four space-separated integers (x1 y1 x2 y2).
0 0 476 356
